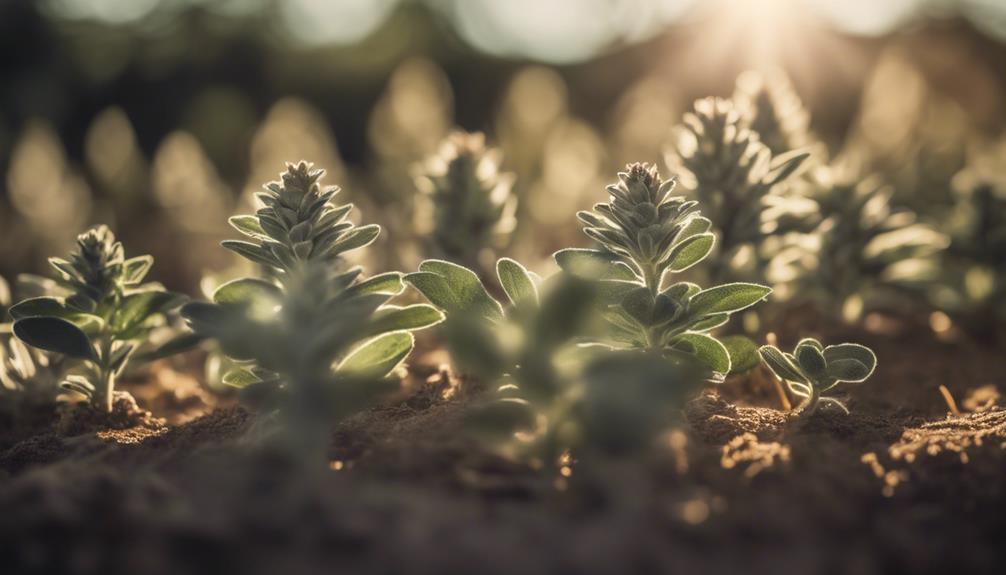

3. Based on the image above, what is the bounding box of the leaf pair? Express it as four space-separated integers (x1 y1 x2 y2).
759 337 877 416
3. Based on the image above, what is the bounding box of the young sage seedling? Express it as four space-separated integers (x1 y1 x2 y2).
182 162 443 455
9 226 184 412
759 337 877 419
554 163 772 377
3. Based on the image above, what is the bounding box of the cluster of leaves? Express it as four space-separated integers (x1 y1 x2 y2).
8 226 184 412
414 131 517 271
768 168 948 322
665 97 810 285
408 258 704 464
554 163 772 377
760 338 877 418
182 162 443 451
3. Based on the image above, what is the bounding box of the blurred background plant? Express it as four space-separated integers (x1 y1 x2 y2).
927 135 1006 340
412 131 517 275
768 164 949 323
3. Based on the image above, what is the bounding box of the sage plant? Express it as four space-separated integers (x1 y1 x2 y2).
759 337 876 419
9 226 184 412
666 98 809 283
555 163 772 377
414 131 517 271
768 168 948 322
930 142 1006 336
733 69 819 158
182 162 443 454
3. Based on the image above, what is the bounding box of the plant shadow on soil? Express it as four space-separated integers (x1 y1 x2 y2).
1 318 1005 574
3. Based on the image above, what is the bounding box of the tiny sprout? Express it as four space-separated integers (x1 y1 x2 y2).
9 226 185 412
414 131 517 270
759 337 877 419
555 162 772 377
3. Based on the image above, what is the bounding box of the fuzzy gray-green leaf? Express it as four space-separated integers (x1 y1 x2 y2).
665 233 715 272
415 259 503 321
338 332 415 378
14 317 96 361
497 257 538 307
688 283 772 317
675 332 731 374
759 345 807 383
554 248 638 281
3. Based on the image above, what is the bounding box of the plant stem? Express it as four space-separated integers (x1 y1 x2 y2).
795 385 820 420
98 338 115 413
641 261 660 296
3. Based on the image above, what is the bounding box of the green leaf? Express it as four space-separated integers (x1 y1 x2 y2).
621 287 655 324
109 343 135 376
765 150 810 186
795 343 827 380
410 260 503 321
221 240 279 268
338 332 415 378
662 281 701 302
9 297 67 320
759 345 808 384
688 283 772 317
367 304 445 336
796 337 824 351
823 343 877 377
132 332 205 363
664 233 715 272
553 248 638 281
212 278 282 306
674 333 731 374
345 272 405 297
222 367 262 389
115 290 185 333
721 335 761 374
326 224 380 256
228 215 269 240
497 258 538 307
13 317 96 361
826 359 873 383
689 313 729 332
122 256 154 285
9 297 104 335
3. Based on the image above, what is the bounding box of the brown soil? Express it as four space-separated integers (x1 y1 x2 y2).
1 326 1005 574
